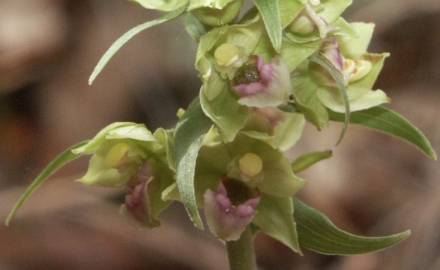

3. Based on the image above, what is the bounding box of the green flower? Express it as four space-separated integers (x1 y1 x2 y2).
72 123 174 227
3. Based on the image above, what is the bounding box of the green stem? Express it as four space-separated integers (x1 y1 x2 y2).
226 228 257 270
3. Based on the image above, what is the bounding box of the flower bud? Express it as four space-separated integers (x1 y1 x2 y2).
192 0 244 27
204 183 260 241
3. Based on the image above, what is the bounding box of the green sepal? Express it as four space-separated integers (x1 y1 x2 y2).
329 106 437 160
291 150 333 173
200 86 250 142
184 13 208 42
72 122 156 155
242 112 306 151
174 99 213 229
89 5 187 85
133 0 188 11
294 198 411 255
5 141 88 226
191 0 244 27
318 0 353 24
253 195 301 254
292 74 330 130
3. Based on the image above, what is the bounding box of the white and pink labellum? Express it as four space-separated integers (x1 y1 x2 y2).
204 183 260 241
233 56 291 108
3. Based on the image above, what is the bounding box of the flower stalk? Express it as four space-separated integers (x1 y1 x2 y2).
226 227 257 270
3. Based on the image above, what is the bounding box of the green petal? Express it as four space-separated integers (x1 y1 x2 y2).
350 53 389 90
295 198 411 255
338 22 375 59
253 195 301 254
318 87 390 113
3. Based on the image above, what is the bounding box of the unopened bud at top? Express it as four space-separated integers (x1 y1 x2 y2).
192 0 244 27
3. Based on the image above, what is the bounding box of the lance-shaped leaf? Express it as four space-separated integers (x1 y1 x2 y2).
310 53 350 145
294 199 411 255
5 141 88 226
89 5 187 85
291 150 333 173
254 0 283 52
329 106 437 160
175 99 213 229
253 195 301 254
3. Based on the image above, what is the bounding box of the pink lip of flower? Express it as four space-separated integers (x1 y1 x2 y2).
233 57 291 108
204 183 261 241
124 164 151 223
125 181 148 223
233 57 276 97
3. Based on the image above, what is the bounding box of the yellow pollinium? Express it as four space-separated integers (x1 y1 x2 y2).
214 43 241 67
104 143 130 168
239 153 263 178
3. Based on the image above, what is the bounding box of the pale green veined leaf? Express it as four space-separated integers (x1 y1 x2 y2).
175 99 213 229
5 141 88 226
89 5 187 85
254 0 282 52
294 198 411 255
329 106 437 160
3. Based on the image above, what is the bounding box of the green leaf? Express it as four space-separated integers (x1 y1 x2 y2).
5 141 88 226
174 99 213 229
184 13 207 41
329 106 437 160
254 195 301 254
310 54 350 145
294 198 411 255
88 5 186 85
292 150 333 173
254 0 283 52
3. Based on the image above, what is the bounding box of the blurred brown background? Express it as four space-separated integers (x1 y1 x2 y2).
0 0 439 269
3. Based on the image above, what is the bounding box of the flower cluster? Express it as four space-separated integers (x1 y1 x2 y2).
8 0 437 265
